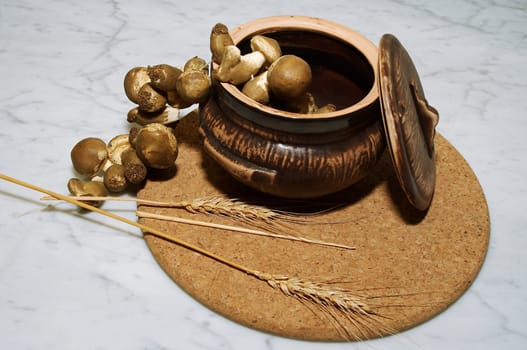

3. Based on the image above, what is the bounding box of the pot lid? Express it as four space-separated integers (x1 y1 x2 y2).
378 34 440 211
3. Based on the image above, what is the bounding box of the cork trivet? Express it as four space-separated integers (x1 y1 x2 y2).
138 111 489 341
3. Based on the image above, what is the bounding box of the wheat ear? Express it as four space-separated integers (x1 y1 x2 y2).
40 195 319 232
2 173 380 340
39 195 353 250
250 272 394 340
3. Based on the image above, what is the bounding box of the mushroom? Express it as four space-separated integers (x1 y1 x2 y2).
277 92 318 114
67 178 107 207
315 103 337 114
70 137 108 177
134 123 178 169
123 67 151 104
137 83 167 113
128 126 140 147
241 71 270 105
250 35 282 67
106 134 148 184
215 45 266 85
174 56 211 105
267 55 312 101
121 148 147 185
210 23 234 64
166 89 194 109
183 56 209 75
273 91 337 114
176 71 211 105
103 164 127 193
127 105 182 125
147 64 182 92
107 134 132 165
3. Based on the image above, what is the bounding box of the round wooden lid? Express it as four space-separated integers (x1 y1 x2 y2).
137 112 489 341
378 34 440 211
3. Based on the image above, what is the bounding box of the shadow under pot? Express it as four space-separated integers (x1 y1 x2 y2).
199 16 439 210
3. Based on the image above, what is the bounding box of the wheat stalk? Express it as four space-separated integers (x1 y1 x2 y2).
40 195 353 250
40 195 311 232
2 173 384 341
136 210 354 250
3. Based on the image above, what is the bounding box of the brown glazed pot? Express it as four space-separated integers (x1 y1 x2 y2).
199 16 386 198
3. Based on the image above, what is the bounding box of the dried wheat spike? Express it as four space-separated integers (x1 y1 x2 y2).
250 271 395 341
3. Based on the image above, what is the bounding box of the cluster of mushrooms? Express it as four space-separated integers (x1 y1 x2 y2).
66 22 331 205
124 57 211 125
211 23 335 113
68 124 179 205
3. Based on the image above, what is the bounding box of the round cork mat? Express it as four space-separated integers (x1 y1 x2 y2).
138 111 490 341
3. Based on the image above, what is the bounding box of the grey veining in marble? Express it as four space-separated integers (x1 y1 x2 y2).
1 0 526 349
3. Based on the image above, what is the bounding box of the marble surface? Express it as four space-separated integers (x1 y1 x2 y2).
1 0 526 349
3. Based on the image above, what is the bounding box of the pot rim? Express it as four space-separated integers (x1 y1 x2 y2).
221 15 379 120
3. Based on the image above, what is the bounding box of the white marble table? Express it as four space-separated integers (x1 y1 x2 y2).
1 0 526 349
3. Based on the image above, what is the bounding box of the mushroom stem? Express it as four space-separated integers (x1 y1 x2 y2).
215 45 266 85
242 71 270 104
127 106 182 125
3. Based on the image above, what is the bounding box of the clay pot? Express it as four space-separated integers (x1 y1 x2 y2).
199 16 386 198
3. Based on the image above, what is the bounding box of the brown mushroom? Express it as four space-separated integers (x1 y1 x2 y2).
166 88 194 109
183 56 209 75
121 148 147 185
210 23 234 64
176 70 211 105
147 64 182 92
127 106 181 126
107 134 132 165
134 123 178 169
174 57 211 105
137 83 167 113
123 67 151 104
103 164 127 193
241 71 270 105
250 35 282 67
70 137 108 177
67 178 107 207
215 45 266 85
267 55 312 101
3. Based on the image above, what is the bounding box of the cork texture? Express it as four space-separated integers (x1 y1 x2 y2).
138 111 490 341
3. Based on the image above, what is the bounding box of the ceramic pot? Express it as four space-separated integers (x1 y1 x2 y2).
199 16 386 198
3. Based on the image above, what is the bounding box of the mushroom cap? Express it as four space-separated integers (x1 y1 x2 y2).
250 35 282 66
147 64 182 92
184 56 209 74
121 148 147 185
267 55 312 100
210 23 234 64
67 178 107 207
103 164 127 193
137 83 167 113
124 67 151 104
107 134 132 165
135 123 178 169
176 71 211 104
70 137 108 177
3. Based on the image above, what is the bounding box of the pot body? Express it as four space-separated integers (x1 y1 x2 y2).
199 16 386 198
